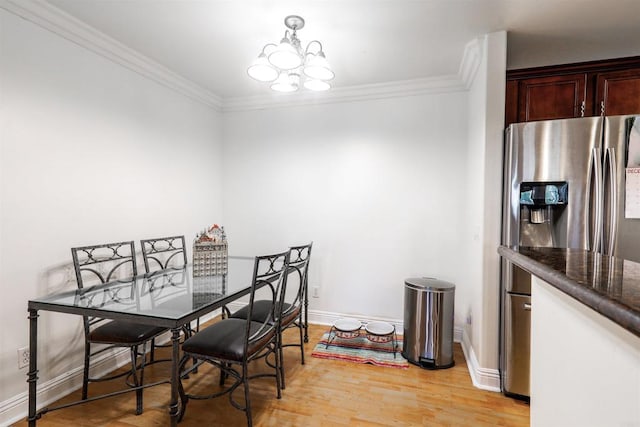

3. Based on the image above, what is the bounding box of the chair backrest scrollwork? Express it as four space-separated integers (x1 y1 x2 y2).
71 241 138 334
283 242 313 318
71 241 138 289
140 235 188 273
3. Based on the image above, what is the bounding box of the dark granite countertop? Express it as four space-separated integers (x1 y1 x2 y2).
498 246 640 338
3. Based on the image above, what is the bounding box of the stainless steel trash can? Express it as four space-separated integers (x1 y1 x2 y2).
403 277 455 369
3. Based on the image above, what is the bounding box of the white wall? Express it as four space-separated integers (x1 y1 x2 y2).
464 38 488 360
0 8 222 423
463 32 506 384
222 92 469 323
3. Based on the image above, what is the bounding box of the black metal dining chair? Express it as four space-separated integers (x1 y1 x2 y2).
177 250 290 426
140 235 195 355
71 241 167 415
140 235 188 273
230 242 312 388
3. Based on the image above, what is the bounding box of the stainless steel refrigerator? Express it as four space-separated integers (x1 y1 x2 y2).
500 114 640 400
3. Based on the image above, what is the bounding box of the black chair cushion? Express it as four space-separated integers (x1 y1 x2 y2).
89 320 166 345
182 318 275 362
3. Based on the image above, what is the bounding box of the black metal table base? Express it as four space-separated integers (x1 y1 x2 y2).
27 318 184 426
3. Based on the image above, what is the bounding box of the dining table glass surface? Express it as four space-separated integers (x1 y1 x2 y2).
28 257 255 323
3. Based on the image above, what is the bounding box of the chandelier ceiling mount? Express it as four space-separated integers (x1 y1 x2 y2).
284 15 305 31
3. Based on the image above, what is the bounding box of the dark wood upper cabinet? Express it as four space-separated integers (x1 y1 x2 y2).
517 74 587 123
596 68 640 116
505 56 640 127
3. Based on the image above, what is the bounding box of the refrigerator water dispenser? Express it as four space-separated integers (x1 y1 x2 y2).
518 182 568 248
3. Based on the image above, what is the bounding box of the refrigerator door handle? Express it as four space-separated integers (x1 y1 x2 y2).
589 147 603 253
604 147 618 255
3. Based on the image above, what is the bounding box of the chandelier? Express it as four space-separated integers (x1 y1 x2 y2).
247 15 334 92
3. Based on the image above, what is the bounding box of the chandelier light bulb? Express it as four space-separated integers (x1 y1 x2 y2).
247 53 278 82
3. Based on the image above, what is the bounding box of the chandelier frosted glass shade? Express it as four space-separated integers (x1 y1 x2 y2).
303 51 335 81
247 53 278 82
271 71 300 92
248 15 334 92
268 38 303 70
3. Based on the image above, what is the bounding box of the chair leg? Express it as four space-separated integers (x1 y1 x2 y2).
177 355 190 422
303 298 309 343
219 363 228 386
141 342 148 409
243 371 253 427
298 317 305 365
130 344 144 415
150 338 156 363
82 342 90 400
278 331 286 390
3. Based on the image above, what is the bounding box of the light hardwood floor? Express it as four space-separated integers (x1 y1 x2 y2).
14 322 529 426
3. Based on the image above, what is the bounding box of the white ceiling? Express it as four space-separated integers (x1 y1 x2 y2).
45 0 640 100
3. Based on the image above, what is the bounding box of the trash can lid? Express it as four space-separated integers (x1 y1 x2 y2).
405 277 455 291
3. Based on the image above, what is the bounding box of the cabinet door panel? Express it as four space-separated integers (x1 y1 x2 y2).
596 69 640 116
518 74 587 122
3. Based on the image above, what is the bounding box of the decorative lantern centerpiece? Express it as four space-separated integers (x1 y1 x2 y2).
193 224 228 277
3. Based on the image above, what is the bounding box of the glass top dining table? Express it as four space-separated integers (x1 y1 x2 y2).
26 256 256 426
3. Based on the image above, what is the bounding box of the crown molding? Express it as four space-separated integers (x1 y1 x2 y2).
459 37 484 89
222 75 467 112
0 0 223 110
2 0 484 113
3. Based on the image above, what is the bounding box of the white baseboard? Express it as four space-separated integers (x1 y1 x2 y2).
460 328 501 392
0 308 498 426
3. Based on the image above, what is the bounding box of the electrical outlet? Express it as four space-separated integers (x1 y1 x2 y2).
312 286 320 298
17 347 29 369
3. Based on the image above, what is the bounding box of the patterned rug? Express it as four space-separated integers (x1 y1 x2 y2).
311 332 409 369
